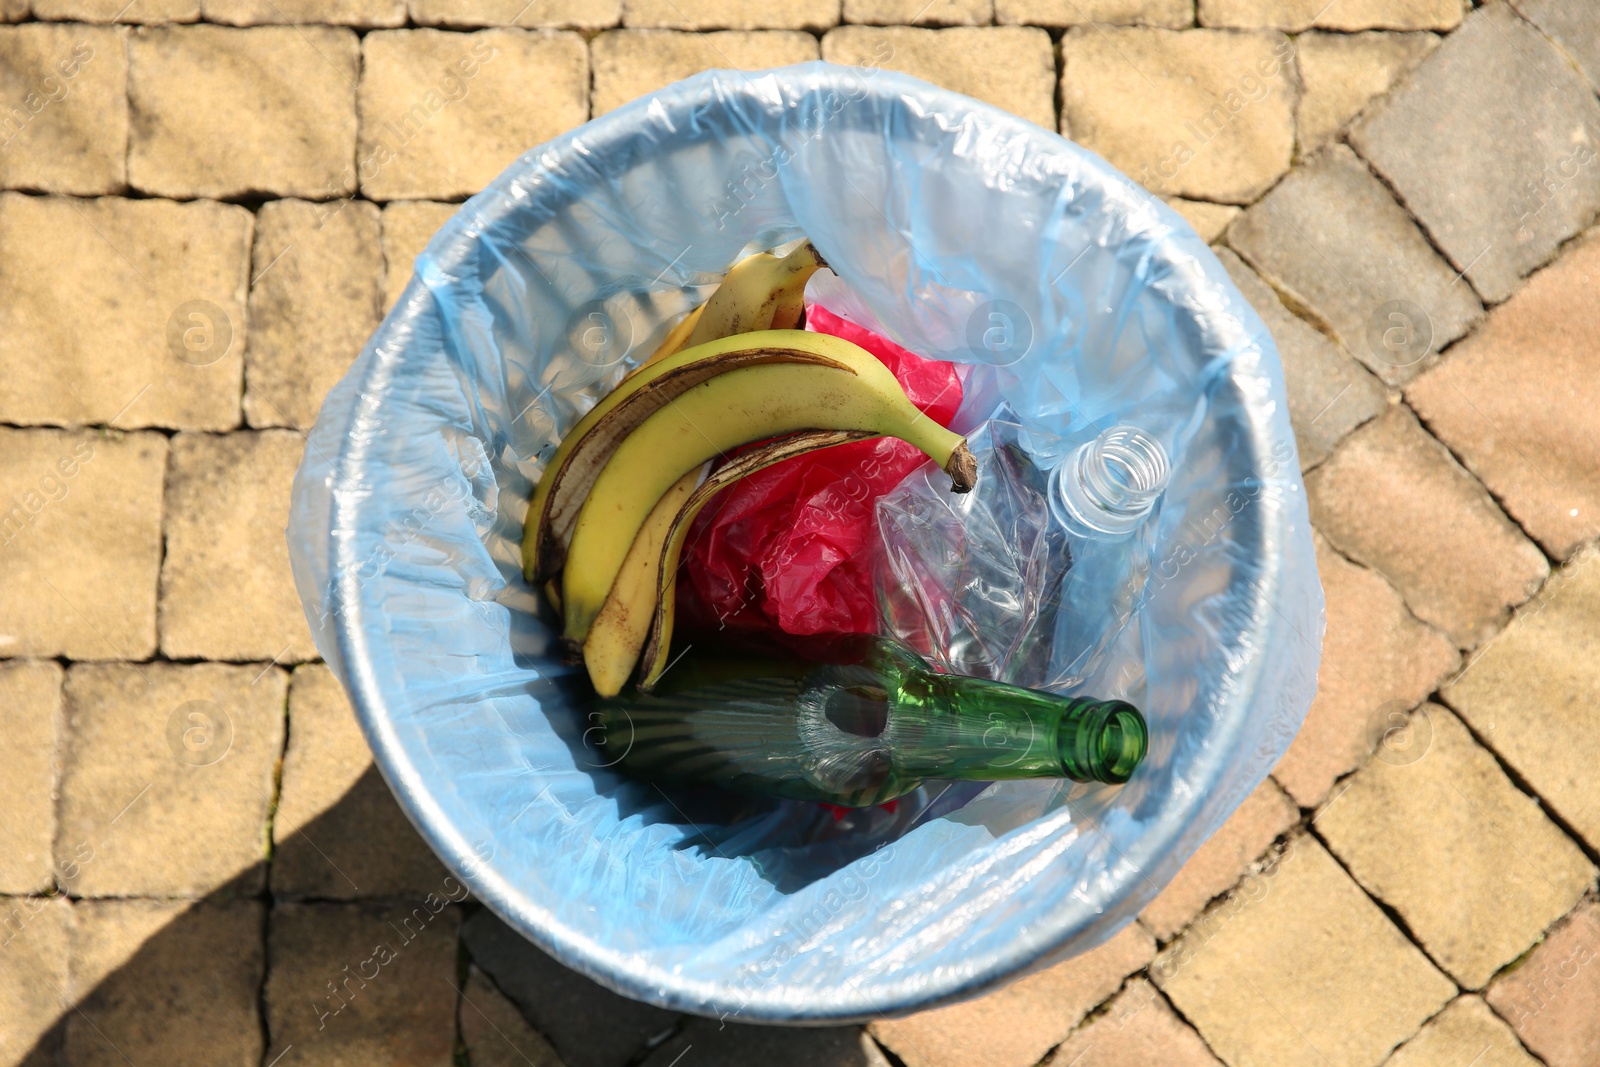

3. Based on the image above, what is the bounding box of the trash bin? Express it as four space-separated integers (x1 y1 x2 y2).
288 62 1323 1023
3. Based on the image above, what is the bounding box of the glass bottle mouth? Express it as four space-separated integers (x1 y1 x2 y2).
1062 700 1148 784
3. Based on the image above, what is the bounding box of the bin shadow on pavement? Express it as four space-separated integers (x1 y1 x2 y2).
13 764 891 1067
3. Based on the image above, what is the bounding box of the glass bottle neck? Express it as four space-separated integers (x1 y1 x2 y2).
889 671 1146 785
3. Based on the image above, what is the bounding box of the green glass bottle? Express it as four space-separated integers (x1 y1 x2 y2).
592 634 1147 807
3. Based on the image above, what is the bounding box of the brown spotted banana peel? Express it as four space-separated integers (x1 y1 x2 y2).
524 242 824 582
560 348 975 646
582 431 875 696
680 242 827 349
521 330 860 586
630 431 879 694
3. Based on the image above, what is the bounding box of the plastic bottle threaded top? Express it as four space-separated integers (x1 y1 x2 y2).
1049 424 1170 539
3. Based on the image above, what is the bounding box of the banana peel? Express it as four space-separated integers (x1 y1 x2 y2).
583 431 877 696
522 332 859 585
525 242 823 583
560 353 974 644
682 242 825 348
582 462 710 696
528 242 980 698
634 430 879 692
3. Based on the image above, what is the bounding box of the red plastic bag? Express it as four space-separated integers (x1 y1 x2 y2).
676 305 964 639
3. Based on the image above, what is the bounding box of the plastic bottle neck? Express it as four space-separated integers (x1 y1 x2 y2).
1050 425 1170 540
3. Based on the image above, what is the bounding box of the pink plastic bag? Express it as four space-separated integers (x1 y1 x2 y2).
676 305 964 640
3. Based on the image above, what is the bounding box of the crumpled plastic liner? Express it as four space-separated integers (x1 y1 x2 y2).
287 63 1324 1023
677 302 964 639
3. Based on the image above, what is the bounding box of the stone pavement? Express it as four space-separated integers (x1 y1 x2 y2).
1 1 1598 1064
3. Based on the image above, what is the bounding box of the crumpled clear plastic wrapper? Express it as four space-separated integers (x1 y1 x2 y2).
286 62 1324 1022
880 419 1076 686
877 417 1161 696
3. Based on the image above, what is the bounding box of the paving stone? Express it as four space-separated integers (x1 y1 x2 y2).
1294 31 1438 152
128 25 359 200
56 663 286 898
359 28 587 202
1443 547 1600 855
409 0 620 29
203 0 405 25
1142 777 1299 940
1385 996 1541 1067
462 908 679 1067
0 0 25 19
0 662 62 894
997 0 1192 28
641 1017 882 1067
1405 228 1600 562
1324 0 1465 30
244 199 384 431
1227 144 1482 386
0 193 250 430
1166 197 1239 243
265 901 462 1067
382 200 458 312
30 0 198 22
823 27 1055 130
66 899 264 1067
0 895 70 1065
1216 247 1387 470
842 0 989 26
1512 0 1600 93
0 25 127 195
1273 534 1459 808
1060 28 1295 204
1198 0 1462 30
1486 899 1600 1067
1044 978 1222 1067
592 29 820 115
159 431 317 662
628 0 839 30
1153 833 1456 1067
0 429 166 660
1307 405 1549 648
1318 704 1594 989
869 922 1155 1067
273 665 449 900
1351 3 1600 305
459 965 567 1067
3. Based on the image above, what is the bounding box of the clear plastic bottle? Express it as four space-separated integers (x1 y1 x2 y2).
1044 424 1170 687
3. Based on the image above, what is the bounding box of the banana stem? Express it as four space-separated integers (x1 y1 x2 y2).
944 441 978 493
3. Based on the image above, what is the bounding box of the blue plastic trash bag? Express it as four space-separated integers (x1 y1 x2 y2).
287 62 1323 1023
